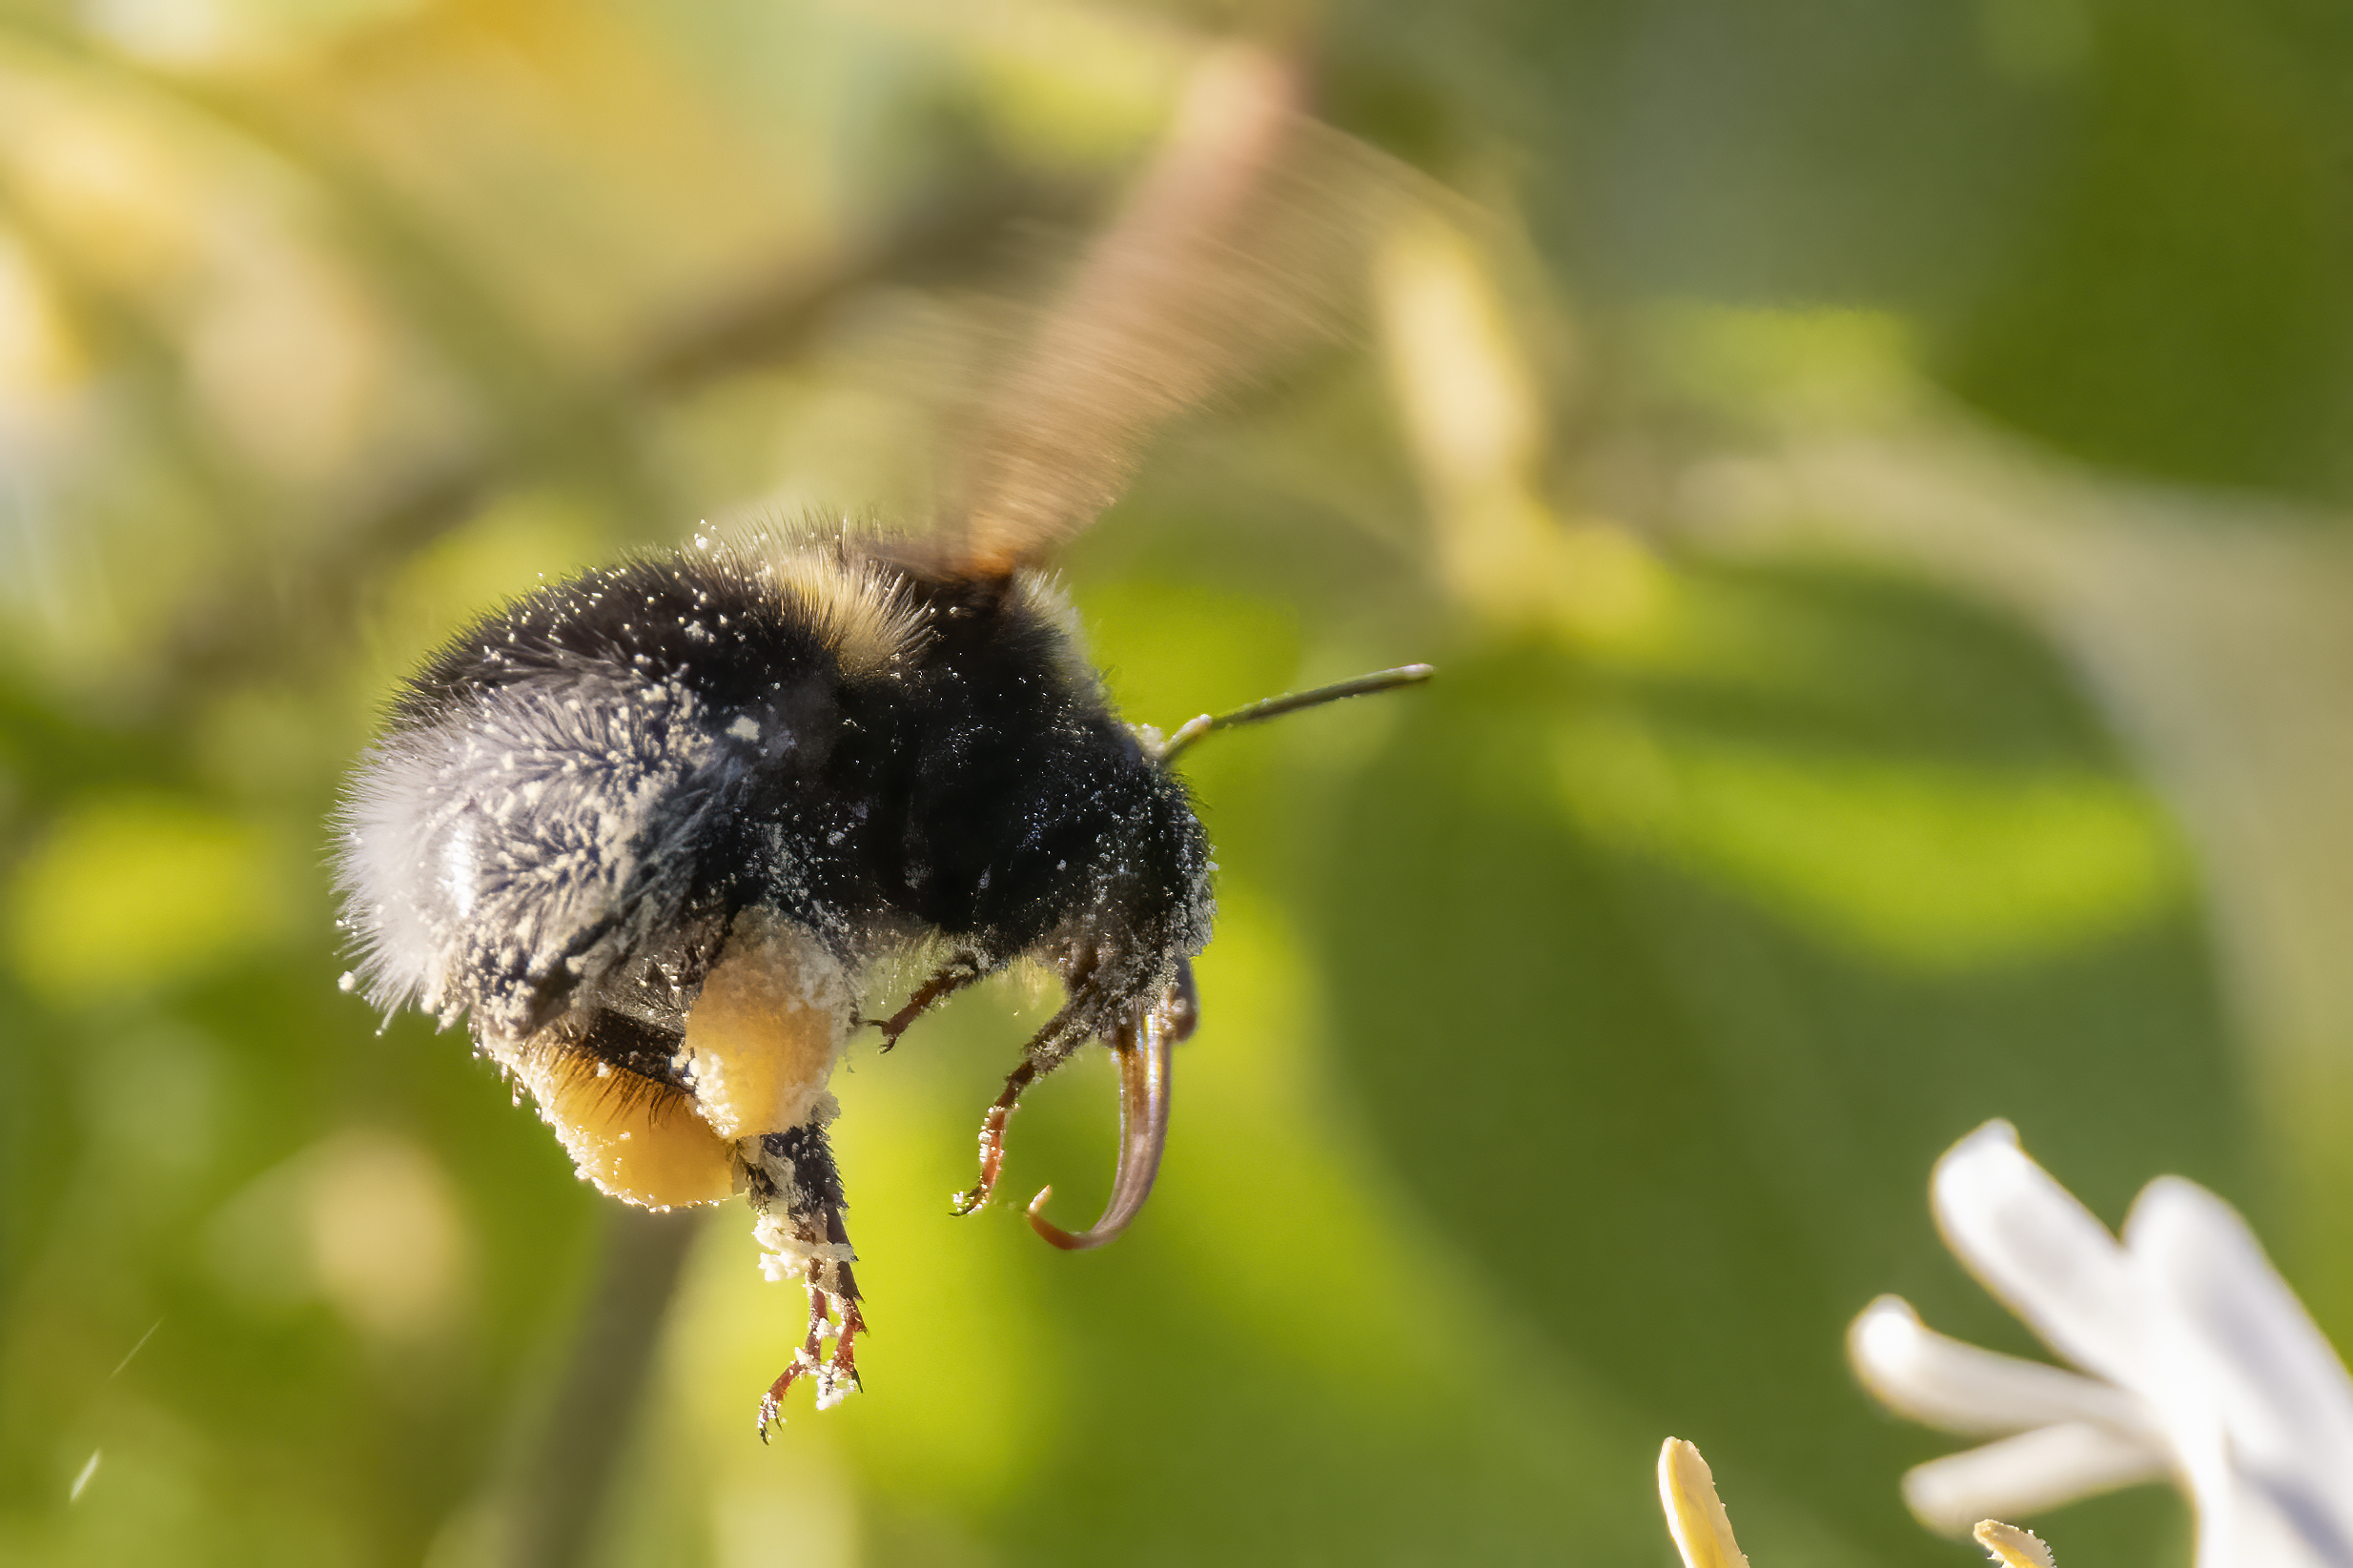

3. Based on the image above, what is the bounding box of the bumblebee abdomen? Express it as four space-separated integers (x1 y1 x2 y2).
338 544 872 1029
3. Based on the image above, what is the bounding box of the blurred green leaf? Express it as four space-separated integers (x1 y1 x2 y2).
1331 0 2353 500
0 3 2325 1565
1310 560 2236 1566
6 795 294 1003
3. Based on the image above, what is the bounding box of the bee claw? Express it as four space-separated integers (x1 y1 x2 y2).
753 1269 867 1436
757 1386 785 1443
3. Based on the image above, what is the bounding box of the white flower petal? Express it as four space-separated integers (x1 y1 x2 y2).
1870 1123 2353 1567
2128 1177 2353 1567
1850 1294 2159 1439
1932 1121 2150 1389
1901 1423 2169 1537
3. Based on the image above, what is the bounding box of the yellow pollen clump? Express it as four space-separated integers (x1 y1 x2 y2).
678 907 854 1140
518 1053 735 1208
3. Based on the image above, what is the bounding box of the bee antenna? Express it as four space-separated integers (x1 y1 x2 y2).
1154 663 1435 768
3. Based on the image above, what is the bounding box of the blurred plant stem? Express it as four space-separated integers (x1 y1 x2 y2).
506 1205 702 1568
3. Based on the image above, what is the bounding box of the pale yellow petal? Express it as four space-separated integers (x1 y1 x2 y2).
1658 1438 1751 1568
1974 1520 2056 1568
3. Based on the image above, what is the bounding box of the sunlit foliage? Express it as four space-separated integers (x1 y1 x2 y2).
6 1 2349 1564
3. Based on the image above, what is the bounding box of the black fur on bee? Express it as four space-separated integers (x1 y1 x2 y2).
337 526 1211 1432
350 535 1210 1051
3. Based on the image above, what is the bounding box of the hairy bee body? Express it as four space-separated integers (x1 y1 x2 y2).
333 51 1414 1429
345 534 1209 1046
338 532 1212 1378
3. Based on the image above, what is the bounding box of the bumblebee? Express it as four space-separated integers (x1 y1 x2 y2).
334 48 1428 1434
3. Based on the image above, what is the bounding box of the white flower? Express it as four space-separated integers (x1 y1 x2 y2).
1850 1119 2353 1567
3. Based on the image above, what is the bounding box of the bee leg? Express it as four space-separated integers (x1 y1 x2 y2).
950 1058 1041 1216
948 1000 1091 1215
964 967 1191 1245
744 1124 865 1438
755 1274 867 1441
871 951 988 1051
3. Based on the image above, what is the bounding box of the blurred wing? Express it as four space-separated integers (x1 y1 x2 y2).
943 46 1422 576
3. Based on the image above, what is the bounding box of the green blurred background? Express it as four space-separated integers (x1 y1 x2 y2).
5 0 2352 1562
